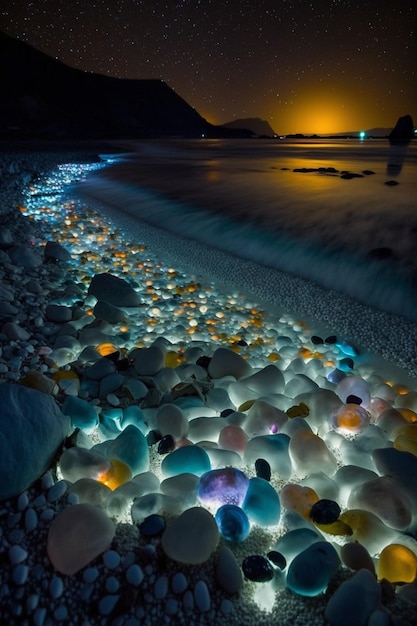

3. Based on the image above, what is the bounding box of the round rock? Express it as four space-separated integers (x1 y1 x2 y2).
161 507 219 564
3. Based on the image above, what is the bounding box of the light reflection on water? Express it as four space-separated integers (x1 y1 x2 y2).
99 139 417 267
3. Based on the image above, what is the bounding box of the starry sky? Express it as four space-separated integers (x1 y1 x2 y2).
1 1 415 135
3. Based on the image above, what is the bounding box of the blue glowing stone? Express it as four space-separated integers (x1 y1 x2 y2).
197 467 249 510
242 477 281 527
161 445 211 478
106 424 149 475
286 541 340 597
62 396 98 430
215 505 250 543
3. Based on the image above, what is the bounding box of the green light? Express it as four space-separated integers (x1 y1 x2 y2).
359 131 366 140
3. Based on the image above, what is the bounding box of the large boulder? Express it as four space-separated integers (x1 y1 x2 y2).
88 273 140 307
0 384 71 500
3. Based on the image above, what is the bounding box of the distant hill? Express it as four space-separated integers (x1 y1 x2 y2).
222 118 277 136
0 32 251 140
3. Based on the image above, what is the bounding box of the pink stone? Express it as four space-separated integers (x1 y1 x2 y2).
47 503 115 575
218 425 248 454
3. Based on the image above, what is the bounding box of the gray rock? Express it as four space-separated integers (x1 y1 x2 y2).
93 300 126 324
88 273 140 307
7 245 42 268
0 384 70 500
44 241 72 262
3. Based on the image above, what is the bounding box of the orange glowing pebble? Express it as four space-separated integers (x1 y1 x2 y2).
280 483 319 519
97 343 119 357
398 408 417 423
100 458 132 491
377 543 417 583
267 352 281 362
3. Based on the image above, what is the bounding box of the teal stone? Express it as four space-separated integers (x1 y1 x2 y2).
121 406 147 434
161 445 211 478
242 477 281 527
286 541 340 597
106 425 149 474
273 528 322 564
62 396 98 430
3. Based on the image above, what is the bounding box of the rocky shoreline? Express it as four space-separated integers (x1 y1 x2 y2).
1 148 417 626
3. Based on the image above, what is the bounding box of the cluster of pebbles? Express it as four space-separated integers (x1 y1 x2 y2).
1 154 417 626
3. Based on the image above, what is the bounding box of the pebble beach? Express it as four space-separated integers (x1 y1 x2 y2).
1 146 417 626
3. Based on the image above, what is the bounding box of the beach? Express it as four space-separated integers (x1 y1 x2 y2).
1 142 417 625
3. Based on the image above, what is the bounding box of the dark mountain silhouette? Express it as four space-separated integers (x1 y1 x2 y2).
222 118 276 136
0 32 251 140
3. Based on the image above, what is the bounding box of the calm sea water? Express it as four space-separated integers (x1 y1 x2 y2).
81 139 417 321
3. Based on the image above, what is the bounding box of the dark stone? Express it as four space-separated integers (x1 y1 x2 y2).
157 434 175 454
146 430 162 446
340 172 364 179
116 357 131 371
310 499 341 524
339 357 354 370
384 180 399 186
242 555 274 582
220 408 235 418
388 114 414 144
346 394 362 405
311 335 324 345
139 514 166 538
267 550 287 570
255 458 271 482
324 335 337 344
103 350 120 362
196 355 211 369
362 170 376 175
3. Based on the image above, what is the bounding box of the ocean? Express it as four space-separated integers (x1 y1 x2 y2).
79 138 417 326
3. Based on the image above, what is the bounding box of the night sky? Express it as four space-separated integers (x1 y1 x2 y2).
1 1 415 135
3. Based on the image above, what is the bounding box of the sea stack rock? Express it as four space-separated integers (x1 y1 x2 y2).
388 114 414 144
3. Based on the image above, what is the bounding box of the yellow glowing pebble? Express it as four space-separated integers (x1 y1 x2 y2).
393 434 417 457
280 483 319 519
394 424 417 440
52 369 79 383
377 544 417 583
339 509 395 555
100 459 132 491
97 343 119 357
238 399 256 412
165 351 182 368
267 352 281 362
398 409 417 423
286 402 310 418
313 520 353 536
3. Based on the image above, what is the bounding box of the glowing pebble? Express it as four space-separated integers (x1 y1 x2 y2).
330 404 370 434
218 425 248 453
377 544 417 583
394 434 417 457
289 430 337 478
286 541 340 597
197 467 249 510
101 459 133 491
161 507 219 564
47 503 115 575
161 445 211 478
215 504 250 542
348 475 412 530
242 477 281 526
339 509 396 555
336 375 370 406
280 483 319 519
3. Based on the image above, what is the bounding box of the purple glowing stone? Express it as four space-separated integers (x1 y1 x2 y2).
197 467 249 511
